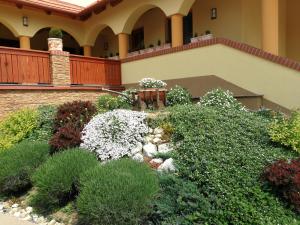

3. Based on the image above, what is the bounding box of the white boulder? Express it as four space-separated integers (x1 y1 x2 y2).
143 143 158 157
158 143 173 154
158 158 176 172
154 127 164 135
150 158 164 164
132 153 144 162
153 138 162 144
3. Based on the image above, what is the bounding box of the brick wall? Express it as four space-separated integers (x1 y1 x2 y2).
0 87 107 118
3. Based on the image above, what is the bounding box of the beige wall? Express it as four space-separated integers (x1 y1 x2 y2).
132 8 167 48
122 44 300 110
93 27 118 57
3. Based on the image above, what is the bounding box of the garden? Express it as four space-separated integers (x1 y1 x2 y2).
0 78 300 225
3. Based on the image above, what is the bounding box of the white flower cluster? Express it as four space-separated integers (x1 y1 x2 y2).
139 78 167 89
198 89 247 111
80 110 149 161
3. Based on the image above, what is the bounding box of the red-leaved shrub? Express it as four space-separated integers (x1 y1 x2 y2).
54 101 97 131
263 159 300 212
50 101 97 153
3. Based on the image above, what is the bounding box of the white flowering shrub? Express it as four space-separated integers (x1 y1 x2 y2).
167 85 192 106
81 110 149 161
139 78 167 89
198 89 246 111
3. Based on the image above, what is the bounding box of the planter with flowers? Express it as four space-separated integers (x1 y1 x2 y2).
48 28 63 51
137 78 167 109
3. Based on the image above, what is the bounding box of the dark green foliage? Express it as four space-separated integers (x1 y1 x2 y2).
96 94 131 113
30 149 98 214
167 104 300 224
49 28 63 39
27 105 57 142
147 174 209 225
77 159 159 225
166 85 192 106
0 141 49 195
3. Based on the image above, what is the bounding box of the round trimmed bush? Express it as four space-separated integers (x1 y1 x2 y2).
0 141 49 195
77 159 159 225
30 149 98 214
166 85 192 106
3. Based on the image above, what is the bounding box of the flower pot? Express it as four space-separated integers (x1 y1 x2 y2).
48 38 63 51
138 89 167 103
190 34 213 43
128 51 140 57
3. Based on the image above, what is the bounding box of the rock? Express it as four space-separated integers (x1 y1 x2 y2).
11 203 19 208
0 205 3 211
158 143 173 154
144 136 153 143
48 219 57 225
13 211 21 218
150 158 164 164
32 214 39 222
143 143 158 157
37 216 46 223
132 153 144 162
131 142 143 155
154 127 164 135
149 128 153 134
26 206 33 213
158 158 176 172
152 138 162 144
22 215 32 221
155 134 162 138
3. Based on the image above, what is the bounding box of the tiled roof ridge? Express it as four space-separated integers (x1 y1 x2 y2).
122 37 300 72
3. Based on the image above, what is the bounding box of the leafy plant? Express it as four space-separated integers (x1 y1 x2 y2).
269 111 300 152
49 28 63 39
166 85 192 106
30 149 98 214
27 105 57 142
97 94 131 113
81 110 149 161
0 108 39 151
198 88 246 111
77 159 159 225
263 158 300 213
0 141 49 195
167 104 299 224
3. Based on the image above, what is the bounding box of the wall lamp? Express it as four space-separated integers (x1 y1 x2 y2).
22 16 29 26
211 8 217 20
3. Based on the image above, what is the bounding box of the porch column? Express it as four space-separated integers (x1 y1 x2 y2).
83 45 92 57
171 14 183 48
19 36 31 50
262 0 279 55
118 33 129 59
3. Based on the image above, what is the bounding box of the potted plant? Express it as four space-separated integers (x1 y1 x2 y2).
201 30 213 40
191 32 199 43
48 28 63 51
137 78 167 106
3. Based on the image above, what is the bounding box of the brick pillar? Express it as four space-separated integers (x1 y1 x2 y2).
50 51 71 86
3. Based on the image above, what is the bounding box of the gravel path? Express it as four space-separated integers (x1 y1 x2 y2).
0 213 34 225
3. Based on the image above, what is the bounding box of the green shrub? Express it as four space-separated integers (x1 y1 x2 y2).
199 88 246 111
97 94 131 113
77 159 159 225
30 149 98 214
0 141 49 195
27 105 57 142
0 108 39 151
49 28 63 39
167 105 299 224
166 85 192 106
147 174 209 225
269 111 300 152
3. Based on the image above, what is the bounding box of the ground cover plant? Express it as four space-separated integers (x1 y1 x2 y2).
49 101 97 153
30 149 98 214
0 141 49 195
269 111 300 152
0 108 39 151
97 94 131 113
81 109 149 161
77 159 159 225
165 104 300 224
263 158 300 213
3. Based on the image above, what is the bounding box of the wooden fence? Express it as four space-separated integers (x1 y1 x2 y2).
70 55 121 86
0 47 51 84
